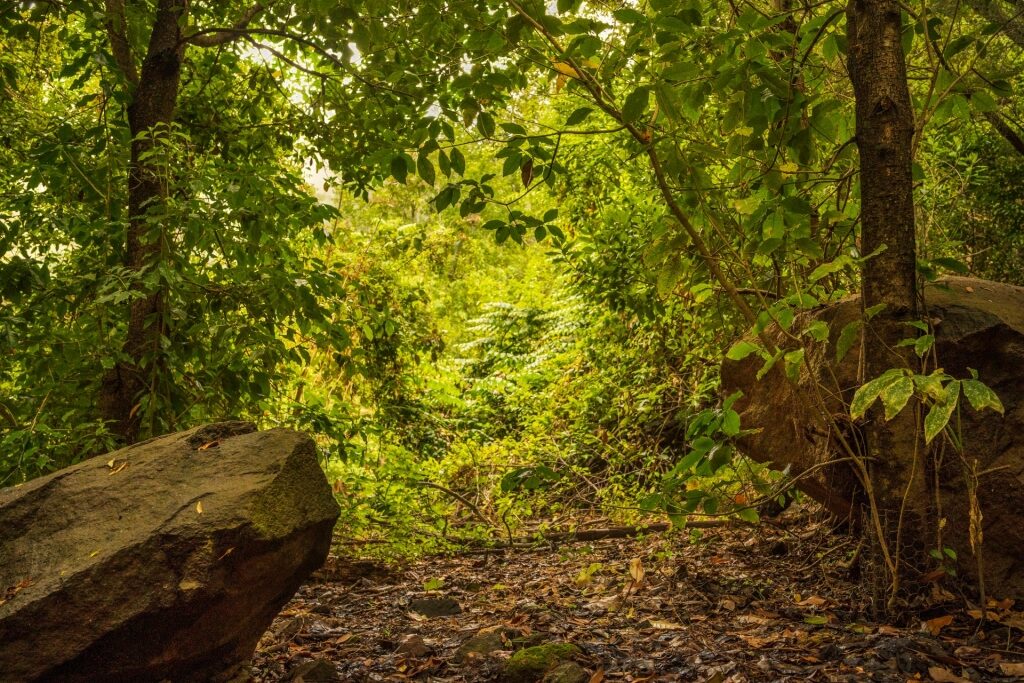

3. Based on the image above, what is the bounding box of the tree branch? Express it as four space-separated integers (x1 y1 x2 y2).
184 0 275 47
103 0 138 85
983 110 1024 156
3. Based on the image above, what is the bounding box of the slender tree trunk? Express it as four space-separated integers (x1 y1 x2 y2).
847 0 930 612
99 0 187 444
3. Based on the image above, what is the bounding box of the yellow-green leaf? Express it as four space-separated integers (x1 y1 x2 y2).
924 382 960 444
879 376 914 420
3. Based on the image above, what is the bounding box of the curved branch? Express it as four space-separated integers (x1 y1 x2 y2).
184 1 276 47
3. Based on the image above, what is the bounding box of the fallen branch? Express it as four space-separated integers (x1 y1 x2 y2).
453 520 739 555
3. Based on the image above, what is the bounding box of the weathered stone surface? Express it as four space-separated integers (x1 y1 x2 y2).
722 278 1024 598
502 643 581 683
408 595 462 617
0 422 340 682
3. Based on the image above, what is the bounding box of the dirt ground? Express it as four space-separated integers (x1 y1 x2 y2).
250 511 1024 682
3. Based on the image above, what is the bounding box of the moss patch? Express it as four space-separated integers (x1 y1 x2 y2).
503 643 580 682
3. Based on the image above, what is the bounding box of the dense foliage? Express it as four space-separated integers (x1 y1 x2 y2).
2 1 1024 568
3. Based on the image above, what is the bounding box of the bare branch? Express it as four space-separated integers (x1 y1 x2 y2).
103 0 138 84
185 0 275 47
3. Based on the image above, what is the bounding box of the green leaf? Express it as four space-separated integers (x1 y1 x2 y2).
805 320 829 343
914 334 934 358
657 256 684 296
836 320 862 362
721 409 741 436
756 350 782 380
565 107 594 126
879 376 914 420
390 155 408 183
726 340 760 361
850 369 905 420
931 256 968 274
622 87 651 123
450 147 467 175
417 154 436 185
865 303 887 320
925 382 960 444
784 348 805 381
913 372 946 401
807 255 853 282
735 507 759 523
499 122 528 135
675 448 704 473
477 111 496 138
961 378 1004 414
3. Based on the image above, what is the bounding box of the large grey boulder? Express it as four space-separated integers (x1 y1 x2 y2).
722 277 1024 599
0 422 340 682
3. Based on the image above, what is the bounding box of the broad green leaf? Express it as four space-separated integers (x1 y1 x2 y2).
417 154 436 185
675 448 704 473
722 409 740 436
879 376 914 420
961 378 1004 414
836 320 862 362
390 155 408 183
477 111 496 138
925 382 960 444
784 348 805 381
657 256 684 296
913 372 946 400
865 303 887 320
735 507 759 523
450 147 467 175
850 369 906 420
914 334 934 358
622 86 651 123
808 255 853 282
805 320 829 342
726 340 760 361
565 107 594 126
931 257 968 274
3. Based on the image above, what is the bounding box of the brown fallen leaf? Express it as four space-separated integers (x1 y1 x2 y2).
1001 662 1024 676
922 614 954 636
796 595 828 608
928 666 970 682
628 557 645 584
645 619 683 630
588 668 604 683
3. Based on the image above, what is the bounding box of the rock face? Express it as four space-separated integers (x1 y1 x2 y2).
722 277 1024 599
0 422 340 682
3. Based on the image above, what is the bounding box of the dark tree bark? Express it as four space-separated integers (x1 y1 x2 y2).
99 0 188 444
847 0 931 611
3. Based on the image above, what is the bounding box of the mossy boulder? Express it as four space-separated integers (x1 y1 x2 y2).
722 277 1024 598
0 422 339 682
503 643 582 682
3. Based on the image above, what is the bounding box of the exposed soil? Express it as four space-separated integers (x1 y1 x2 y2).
251 510 1024 682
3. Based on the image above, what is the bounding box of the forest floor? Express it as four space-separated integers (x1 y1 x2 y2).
250 509 1024 682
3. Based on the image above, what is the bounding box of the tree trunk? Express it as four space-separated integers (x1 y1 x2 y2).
99 0 187 444
846 0 928 612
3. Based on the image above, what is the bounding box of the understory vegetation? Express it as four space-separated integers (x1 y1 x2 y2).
3 1 1024 592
